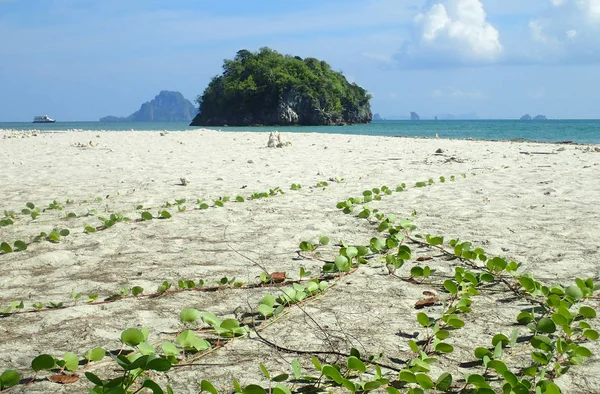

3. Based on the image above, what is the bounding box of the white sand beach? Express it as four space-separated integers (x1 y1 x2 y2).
1 129 599 393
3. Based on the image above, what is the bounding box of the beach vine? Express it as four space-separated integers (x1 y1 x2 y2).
1 171 598 394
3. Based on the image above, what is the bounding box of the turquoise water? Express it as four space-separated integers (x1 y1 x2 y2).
1 120 599 144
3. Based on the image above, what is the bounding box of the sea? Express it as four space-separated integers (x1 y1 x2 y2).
1 120 600 144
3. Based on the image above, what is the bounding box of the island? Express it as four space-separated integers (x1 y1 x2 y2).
100 91 197 122
373 113 382 121
410 112 420 121
190 47 372 126
520 114 548 121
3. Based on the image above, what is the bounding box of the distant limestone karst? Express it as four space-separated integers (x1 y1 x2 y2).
373 113 382 121
410 112 420 121
100 91 197 122
520 114 547 121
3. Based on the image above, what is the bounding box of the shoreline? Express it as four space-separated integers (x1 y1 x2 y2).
2 127 599 147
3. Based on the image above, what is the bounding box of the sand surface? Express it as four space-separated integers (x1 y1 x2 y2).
1 129 600 393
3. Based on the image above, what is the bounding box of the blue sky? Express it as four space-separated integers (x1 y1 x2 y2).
1 0 599 121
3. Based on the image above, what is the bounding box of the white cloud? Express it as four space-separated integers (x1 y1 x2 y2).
526 0 600 62
398 0 503 66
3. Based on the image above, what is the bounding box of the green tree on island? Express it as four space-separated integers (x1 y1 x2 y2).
190 47 372 126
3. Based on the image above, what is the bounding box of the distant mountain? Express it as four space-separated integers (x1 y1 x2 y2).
373 113 383 121
101 91 197 122
520 114 532 120
410 112 420 121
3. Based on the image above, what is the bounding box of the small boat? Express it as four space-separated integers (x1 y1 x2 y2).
33 115 56 123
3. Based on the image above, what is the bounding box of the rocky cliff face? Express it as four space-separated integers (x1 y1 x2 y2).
190 89 371 126
101 91 197 122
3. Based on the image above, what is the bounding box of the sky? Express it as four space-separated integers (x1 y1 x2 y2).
1 0 600 121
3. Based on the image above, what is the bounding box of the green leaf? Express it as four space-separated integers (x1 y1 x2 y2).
243 385 267 394
48 231 61 242
147 358 172 372
519 276 536 293
436 372 452 391
121 328 145 346
492 334 509 348
258 304 274 318
417 312 430 327
347 356 366 372
399 370 416 383
466 374 490 388
201 380 219 394
132 286 144 296
273 385 291 394
408 339 419 353
31 354 55 371
537 318 557 334
201 312 221 327
139 342 156 356
0 370 21 389
565 285 584 300
386 387 401 394
334 255 349 271
162 342 179 357
345 247 358 259
259 363 270 379
538 381 561 394
63 352 79 372
415 373 435 389
141 212 153 221
487 360 508 374
435 329 450 340
474 347 492 359
319 236 329 245
220 318 240 329
435 342 454 353
572 346 592 358
445 316 465 328
85 371 104 387
578 306 596 319
13 240 27 251
159 210 172 219
311 355 322 371
583 329 599 340
411 266 424 277
322 365 343 384
291 359 302 379
180 308 201 323
444 280 458 295
141 379 165 394
517 311 534 325
532 351 550 365
86 347 105 362
0 242 13 254
299 241 313 251
271 374 289 383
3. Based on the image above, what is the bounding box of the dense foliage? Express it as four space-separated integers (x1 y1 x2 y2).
191 47 372 126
